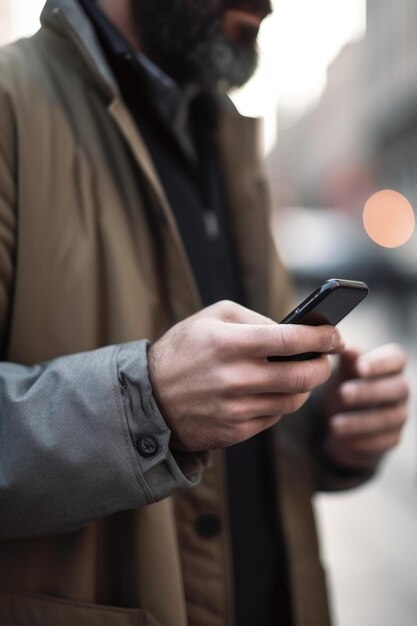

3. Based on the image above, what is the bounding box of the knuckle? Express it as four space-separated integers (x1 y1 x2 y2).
212 329 236 356
319 361 332 385
227 373 246 395
217 367 253 397
219 298 234 311
226 398 245 421
216 300 237 320
294 365 315 392
252 324 268 348
269 397 285 417
275 395 292 414
221 428 239 447
214 366 235 393
295 392 311 411
296 359 330 392
318 327 335 352
281 392 309 414
233 421 254 443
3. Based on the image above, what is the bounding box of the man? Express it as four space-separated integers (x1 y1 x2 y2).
0 1 409 625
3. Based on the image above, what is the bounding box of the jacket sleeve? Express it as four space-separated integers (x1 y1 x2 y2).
0 341 206 540
0 67 204 542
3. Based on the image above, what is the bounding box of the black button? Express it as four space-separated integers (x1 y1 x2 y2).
137 435 158 457
195 513 222 539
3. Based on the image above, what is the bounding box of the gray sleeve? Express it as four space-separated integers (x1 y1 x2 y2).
0 340 205 540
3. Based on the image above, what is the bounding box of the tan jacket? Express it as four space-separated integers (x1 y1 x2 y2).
0 1 368 624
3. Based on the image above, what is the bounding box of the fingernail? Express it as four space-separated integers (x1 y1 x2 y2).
357 358 370 377
341 382 356 402
331 331 339 349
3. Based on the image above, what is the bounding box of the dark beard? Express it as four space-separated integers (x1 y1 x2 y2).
132 0 264 89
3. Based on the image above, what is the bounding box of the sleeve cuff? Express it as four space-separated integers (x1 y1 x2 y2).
117 341 207 504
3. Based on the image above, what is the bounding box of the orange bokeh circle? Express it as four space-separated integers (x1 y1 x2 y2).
363 190 415 248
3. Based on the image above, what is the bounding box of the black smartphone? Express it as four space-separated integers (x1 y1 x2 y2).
268 278 369 362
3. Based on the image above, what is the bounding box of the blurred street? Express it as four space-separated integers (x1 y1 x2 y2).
313 290 417 626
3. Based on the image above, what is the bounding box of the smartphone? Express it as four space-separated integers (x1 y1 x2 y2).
268 278 369 361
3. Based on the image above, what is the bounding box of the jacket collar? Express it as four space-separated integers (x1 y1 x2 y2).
40 0 120 97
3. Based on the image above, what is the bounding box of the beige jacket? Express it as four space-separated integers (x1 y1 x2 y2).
0 1 369 624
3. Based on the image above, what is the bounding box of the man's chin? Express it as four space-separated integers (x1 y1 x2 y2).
206 36 259 90
131 0 259 90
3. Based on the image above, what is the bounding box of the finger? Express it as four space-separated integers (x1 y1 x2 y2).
330 403 408 437
324 438 386 469
336 347 363 380
225 392 311 421
355 343 407 378
340 374 409 407
330 430 402 456
225 356 331 395
219 323 342 359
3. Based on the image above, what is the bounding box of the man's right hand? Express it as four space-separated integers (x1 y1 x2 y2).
148 301 343 451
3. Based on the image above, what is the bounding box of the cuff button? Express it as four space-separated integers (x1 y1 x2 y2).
137 435 158 457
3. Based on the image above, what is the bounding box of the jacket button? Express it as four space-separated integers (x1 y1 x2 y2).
137 435 158 457
195 514 222 539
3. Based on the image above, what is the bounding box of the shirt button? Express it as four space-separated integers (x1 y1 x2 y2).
137 435 158 457
195 513 222 539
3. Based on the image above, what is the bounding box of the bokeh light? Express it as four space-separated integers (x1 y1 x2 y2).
363 190 415 248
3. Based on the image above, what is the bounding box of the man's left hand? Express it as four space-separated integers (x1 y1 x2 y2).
322 343 409 471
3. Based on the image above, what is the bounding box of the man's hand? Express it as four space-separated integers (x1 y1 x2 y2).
148 301 343 451
323 344 409 471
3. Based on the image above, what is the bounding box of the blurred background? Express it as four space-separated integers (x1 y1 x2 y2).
1 0 416 624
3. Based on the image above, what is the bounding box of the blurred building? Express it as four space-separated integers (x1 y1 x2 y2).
367 0 417 204
269 39 372 211
270 0 417 212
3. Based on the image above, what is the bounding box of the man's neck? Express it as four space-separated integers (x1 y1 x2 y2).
96 0 142 51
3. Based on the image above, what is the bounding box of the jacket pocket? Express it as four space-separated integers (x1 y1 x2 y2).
0 589 147 626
